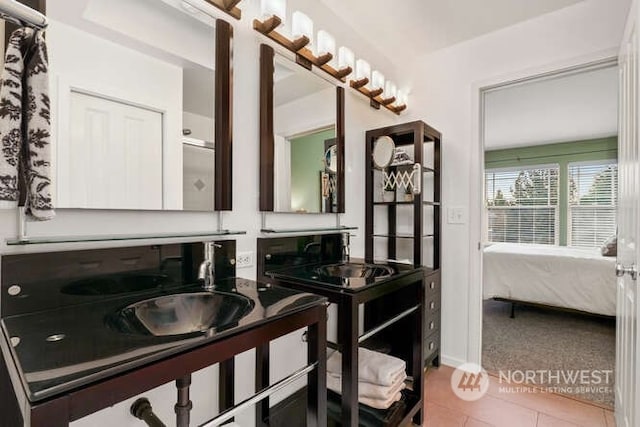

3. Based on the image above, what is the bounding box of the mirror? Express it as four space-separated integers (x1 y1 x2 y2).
46 0 233 211
260 44 345 213
325 145 338 173
372 136 395 169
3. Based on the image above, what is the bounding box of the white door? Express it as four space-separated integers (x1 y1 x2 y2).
616 2 640 426
60 91 163 210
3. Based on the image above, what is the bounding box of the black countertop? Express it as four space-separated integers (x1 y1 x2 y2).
1 277 326 402
267 259 426 293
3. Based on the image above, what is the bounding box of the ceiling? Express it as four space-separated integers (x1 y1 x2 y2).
484 66 618 150
318 0 583 56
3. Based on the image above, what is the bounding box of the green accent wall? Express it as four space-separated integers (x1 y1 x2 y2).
485 137 617 245
290 128 335 213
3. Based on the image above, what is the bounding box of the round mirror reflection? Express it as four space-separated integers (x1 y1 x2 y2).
325 145 338 173
372 136 395 169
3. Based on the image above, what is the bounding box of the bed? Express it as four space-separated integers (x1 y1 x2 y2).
483 242 617 316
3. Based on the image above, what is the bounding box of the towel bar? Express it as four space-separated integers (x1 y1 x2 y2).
199 361 318 427
358 305 420 344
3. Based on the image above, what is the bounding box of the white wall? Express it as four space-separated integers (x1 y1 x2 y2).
0 0 630 425
401 0 629 366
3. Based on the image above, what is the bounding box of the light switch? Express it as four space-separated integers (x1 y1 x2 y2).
447 206 466 224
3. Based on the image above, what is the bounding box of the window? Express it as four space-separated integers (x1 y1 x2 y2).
568 161 618 248
485 166 559 245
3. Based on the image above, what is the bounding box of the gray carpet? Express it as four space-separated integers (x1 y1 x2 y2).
482 299 616 407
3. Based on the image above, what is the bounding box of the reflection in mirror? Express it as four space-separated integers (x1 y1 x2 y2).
47 0 223 211
273 54 338 213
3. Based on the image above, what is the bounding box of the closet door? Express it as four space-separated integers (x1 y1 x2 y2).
63 92 163 210
616 1 640 426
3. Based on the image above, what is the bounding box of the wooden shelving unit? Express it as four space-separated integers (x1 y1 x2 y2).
365 120 442 368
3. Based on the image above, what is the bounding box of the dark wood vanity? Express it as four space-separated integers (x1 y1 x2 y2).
258 234 425 427
0 243 328 427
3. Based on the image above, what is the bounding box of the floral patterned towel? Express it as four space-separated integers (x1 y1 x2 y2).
0 28 54 220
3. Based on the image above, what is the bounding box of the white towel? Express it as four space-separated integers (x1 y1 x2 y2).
327 347 406 387
327 371 406 400
0 28 54 220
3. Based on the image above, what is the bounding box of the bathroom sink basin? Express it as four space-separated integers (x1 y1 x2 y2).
314 263 395 279
108 291 255 336
61 273 173 296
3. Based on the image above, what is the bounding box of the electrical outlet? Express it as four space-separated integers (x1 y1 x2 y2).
236 251 254 268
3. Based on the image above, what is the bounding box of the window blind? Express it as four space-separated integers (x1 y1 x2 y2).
568 161 618 248
485 166 559 245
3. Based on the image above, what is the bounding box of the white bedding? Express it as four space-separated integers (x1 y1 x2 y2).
483 243 617 316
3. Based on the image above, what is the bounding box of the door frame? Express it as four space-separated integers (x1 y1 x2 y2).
467 51 619 365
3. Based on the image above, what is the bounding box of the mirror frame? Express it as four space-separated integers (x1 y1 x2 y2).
13 2 234 211
259 43 345 213
214 19 233 211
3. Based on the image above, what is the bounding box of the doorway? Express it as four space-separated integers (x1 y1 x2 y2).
478 60 619 407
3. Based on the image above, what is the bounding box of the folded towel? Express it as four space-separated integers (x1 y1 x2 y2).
327 371 406 400
360 392 403 410
327 347 406 386
0 28 53 220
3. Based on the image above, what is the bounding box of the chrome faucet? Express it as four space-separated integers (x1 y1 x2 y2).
198 242 222 291
341 233 351 262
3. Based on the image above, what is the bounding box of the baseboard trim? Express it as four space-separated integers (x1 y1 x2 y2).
440 355 466 368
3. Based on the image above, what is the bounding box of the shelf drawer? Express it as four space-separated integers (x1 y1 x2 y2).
425 310 440 339
425 291 440 314
424 333 440 361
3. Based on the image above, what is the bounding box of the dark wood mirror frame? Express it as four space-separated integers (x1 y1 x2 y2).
214 19 234 211
259 43 345 213
9 1 234 211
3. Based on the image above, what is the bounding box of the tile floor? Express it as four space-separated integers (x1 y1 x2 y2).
424 366 616 427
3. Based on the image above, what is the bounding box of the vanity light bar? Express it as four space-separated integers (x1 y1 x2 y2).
253 16 352 81
253 4 406 114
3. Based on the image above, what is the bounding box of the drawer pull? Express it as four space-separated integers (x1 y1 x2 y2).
8 285 21 296
429 342 434 350
430 301 435 309
429 281 435 289
429 321 435 330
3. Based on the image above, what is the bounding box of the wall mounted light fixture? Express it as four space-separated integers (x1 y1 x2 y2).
253 3 407 114
253 9 352 82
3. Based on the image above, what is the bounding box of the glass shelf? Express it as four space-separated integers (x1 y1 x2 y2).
6 230 247 246
260 226 357 234
373 201 440 206
372 233 434 239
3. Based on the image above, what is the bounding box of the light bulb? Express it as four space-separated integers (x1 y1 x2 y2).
261 0 286 23
317 30 336 60
371 70 385 91
292 11 313 42
338 47 355 72
396 90 408 106
384 81 397 100
355 59 371 83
